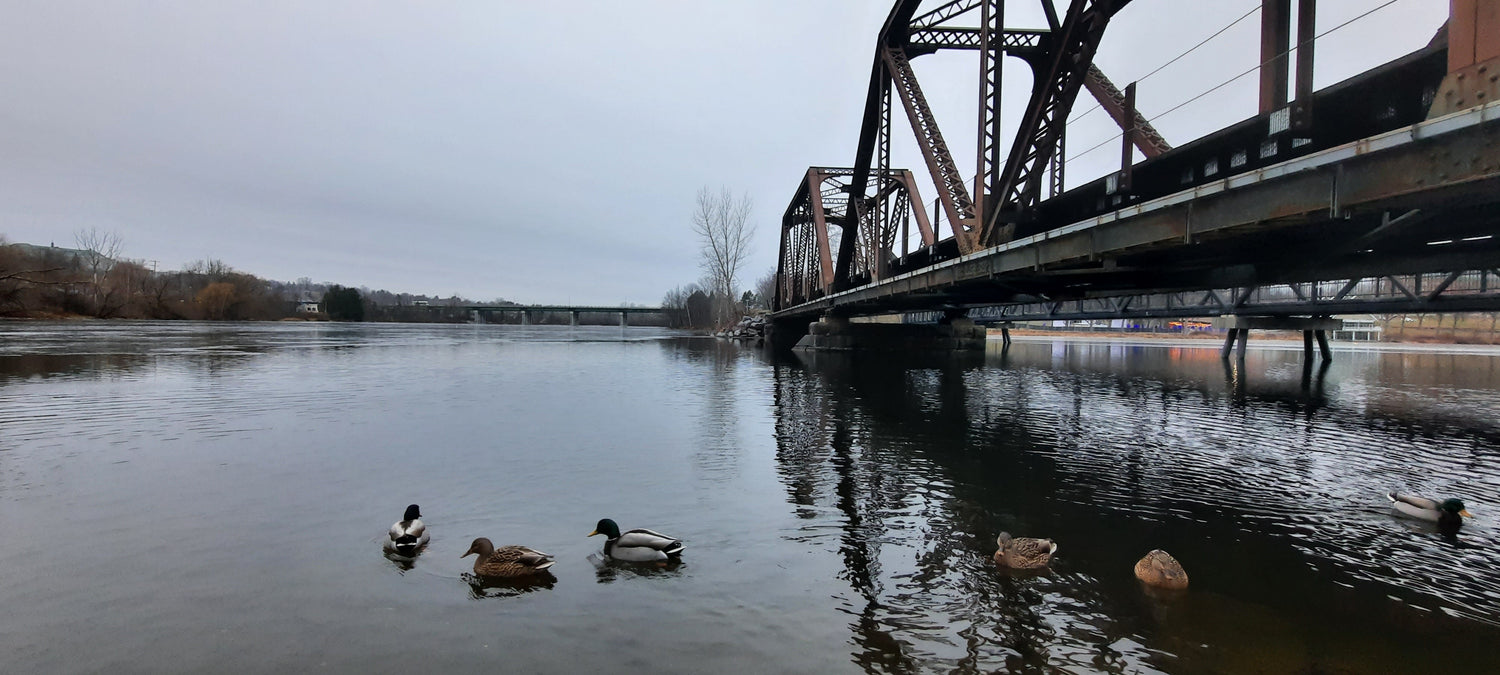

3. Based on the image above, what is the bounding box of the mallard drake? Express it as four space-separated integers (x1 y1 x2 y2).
993 532 1056 569
588 518 684 562
1134 549 1189 590
1389 492 1473 534
461 538 555 578
384 504 429 557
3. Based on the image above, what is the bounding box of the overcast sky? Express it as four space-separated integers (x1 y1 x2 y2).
0 1 1445 304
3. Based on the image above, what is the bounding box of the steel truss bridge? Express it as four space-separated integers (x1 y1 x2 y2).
771 0 1500 327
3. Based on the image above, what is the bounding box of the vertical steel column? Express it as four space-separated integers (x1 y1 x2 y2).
1118 82 1137 193
878 78 893 266
1260 0 1291 113
807 170 836 291
775 211 790 311
974 0 1005 230
1051 129 1066 197
1291 0 1316 130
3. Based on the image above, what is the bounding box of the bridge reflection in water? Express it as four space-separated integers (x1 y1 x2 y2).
766 340 1500 673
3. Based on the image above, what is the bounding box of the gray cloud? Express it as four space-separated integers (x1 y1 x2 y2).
0 1 1445 303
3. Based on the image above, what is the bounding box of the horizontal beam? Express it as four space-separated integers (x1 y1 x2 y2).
962 270 1500 321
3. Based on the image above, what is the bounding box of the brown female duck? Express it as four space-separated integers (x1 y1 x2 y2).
461 538 555 578
993 532 1057 569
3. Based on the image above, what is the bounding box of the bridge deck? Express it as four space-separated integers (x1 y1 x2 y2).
774 100 1500 322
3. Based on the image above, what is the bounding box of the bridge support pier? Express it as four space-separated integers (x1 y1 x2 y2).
570 311 580 327
619 312 628 328
521 311 531 326
789 314 986 352
1215 316 1342 362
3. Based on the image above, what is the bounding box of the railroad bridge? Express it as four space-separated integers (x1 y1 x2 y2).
771 0 1500 356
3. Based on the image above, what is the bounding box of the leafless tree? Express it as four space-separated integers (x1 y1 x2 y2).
74 227 123 312
753 267 777 310
691 186 755 328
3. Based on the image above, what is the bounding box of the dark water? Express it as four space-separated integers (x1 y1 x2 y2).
2 321 1498 674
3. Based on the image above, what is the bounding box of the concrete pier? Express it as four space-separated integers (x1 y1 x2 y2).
789 315 986 352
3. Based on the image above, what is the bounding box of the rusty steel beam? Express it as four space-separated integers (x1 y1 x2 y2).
897 169 937 246
1260 0 1291 113
1429 0 1500 117
1291 0 1316 130
974 0 1005 235
905 27 1047 57
1082 63 1172 157
883 45 980 253
1448 0 1500 73
833 0 926 293
807 169 837 291
910 0 980 30
989 0 1128 245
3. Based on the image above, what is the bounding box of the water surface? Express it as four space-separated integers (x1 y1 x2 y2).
2 321 1497 673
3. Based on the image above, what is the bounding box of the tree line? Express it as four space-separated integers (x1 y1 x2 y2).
1 230 498 322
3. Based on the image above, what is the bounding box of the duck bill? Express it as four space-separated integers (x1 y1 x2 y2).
587 530 599 537
460 550 473 558
1460 509 1475 518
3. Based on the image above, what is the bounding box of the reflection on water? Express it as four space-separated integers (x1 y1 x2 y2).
2 322 1498 673
464 573 557 600
773 340 1500 672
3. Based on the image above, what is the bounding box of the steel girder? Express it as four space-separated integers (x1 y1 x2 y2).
772 98 1500 321
960 271 1500 322
988 0 1130 246
1081 63 1171 158
776 168 934 310
831 0 1134 292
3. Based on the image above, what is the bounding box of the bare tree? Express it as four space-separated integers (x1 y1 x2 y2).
74 228 123 313
691 187 754 328
754 267 777 311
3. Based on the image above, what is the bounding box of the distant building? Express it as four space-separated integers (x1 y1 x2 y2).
1333 315 1382 341
294 293 321 314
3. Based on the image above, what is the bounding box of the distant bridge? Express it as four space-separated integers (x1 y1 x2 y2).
452 305 665 327
771 0 1500 350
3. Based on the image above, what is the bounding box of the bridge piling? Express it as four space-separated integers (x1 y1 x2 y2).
1221 329 1239 360
521 311 530 326
1315 329 1332 361
570 311 579 327
1216 316 1342 362
619 312 628 328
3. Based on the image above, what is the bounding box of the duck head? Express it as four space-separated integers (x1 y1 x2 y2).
996 532 1013 547
589 518 621 539
461 537 494 559
403 504 422 522
1440 499 1474 518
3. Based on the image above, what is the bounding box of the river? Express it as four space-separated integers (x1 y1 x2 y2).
2 321 1497 674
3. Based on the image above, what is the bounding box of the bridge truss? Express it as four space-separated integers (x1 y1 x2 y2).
773 0 1500 324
